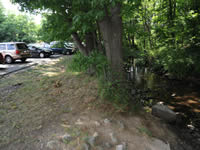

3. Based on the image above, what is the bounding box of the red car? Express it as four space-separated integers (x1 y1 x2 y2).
0 53 4 64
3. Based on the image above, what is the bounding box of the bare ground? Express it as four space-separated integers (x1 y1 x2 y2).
0 56 193 150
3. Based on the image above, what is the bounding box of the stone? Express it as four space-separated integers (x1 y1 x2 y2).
187 124 195 130
104 119 111 124
131 89 136 95
116 144 125 150
171 93 176 97
94 121 101 127
110 133 118 144
122 142 127 150
118 121 125 129
152 104 176 122
88 132 99 147
94 121 101 126
104 142 112 148
46 140 59 149
62 133 72 143
75 118 84 125
147 138 171 150
82 143 90 150
93 132 99 137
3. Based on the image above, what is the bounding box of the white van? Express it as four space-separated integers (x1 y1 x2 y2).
0 42 30 64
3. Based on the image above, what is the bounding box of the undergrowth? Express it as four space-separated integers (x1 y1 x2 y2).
67 51 134 112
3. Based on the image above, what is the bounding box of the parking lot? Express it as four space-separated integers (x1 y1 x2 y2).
0 55 62 77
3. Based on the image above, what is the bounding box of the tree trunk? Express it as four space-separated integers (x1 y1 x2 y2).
98 3 123 80
96 22 105 54
72 32 88 56
72 32 96 56
85 32 95 54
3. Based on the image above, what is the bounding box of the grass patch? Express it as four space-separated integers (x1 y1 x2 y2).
137 126 152 137
0 56 99 147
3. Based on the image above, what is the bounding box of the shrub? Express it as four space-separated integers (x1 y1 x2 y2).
68 51 132 111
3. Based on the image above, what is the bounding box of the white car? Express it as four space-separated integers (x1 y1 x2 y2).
0 42 31 64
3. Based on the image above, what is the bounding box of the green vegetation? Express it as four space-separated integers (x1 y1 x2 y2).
0 2 38 43
8 0 199 109
68 52 133 111
0 0 198 108
123 0 200 79
11 0 199 79
137 126 152 137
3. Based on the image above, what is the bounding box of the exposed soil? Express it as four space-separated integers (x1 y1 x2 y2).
0 56 195 150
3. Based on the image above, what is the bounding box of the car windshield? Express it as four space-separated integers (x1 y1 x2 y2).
17 43 28 49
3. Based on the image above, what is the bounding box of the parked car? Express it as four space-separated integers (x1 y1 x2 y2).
0 42 30 64
50 41 75 55
28 45 54 58
0 53 4 64
50 47 65 54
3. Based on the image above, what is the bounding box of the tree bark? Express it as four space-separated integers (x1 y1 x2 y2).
85 32 95 54
72 32 88 56
98 3 123 80
72 32 97 56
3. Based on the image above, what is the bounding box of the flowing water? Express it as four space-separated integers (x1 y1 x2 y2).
127 66 200 149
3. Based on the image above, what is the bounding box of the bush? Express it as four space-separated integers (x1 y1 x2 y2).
67 52 89 72
68 51 108 76
68 51 133 111
98 77 131 111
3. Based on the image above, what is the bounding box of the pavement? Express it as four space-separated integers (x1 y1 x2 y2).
0 55 61 77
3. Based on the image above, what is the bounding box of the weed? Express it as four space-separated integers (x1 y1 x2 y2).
67 51 135 112
137 126 152 137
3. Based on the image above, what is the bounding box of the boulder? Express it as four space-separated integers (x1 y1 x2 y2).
116 144 127 150
82 143 90 150
88 132 99 147
110 133 118 144
147 138 170 150
152 104 176 122
104 142 112 148
61 133 72 143
104 118 111 125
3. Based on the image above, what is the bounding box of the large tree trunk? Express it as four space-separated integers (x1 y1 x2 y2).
72 32 96 56
85 32 95 54
72 32 88 56
98 3 123 80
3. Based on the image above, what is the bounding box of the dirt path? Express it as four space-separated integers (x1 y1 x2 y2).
0 56 194 150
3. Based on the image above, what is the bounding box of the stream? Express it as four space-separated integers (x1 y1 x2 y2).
128 66 200 149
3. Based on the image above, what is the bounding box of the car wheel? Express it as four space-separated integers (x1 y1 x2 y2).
21 58 26 62
5 56 13 64
66 51 70 55
0 53 4 64
39 52 45 58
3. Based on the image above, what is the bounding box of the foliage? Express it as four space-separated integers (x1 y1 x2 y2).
10 0 200 110
67 52 89 72
68 51 108 77
68 51 132 111
0 3 38 43
51 41 65 48
98 78 131 111
38 14 72 42
123 0 200 79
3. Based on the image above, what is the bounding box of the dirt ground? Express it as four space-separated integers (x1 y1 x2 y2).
0 56 194 150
